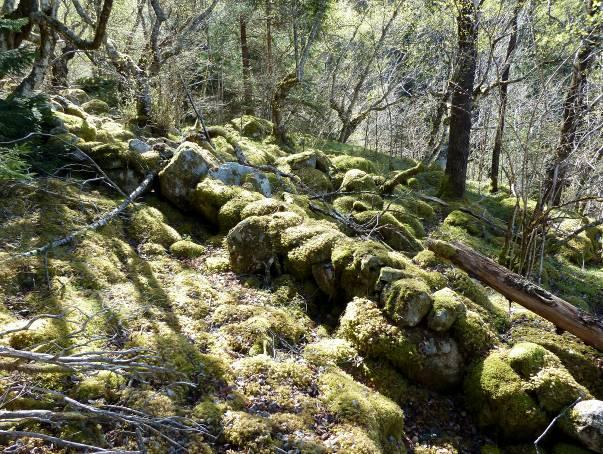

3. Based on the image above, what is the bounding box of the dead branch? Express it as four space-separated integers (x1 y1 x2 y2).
428 240 603 350
16 172 156 258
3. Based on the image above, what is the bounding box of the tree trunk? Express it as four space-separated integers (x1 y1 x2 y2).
428 240 603 351
490 1 521 193
440 0 478 199
265 0 273 78
271 72 298 145
0 0 36 51
239 14 254 115
541 0 602 206
12 21 56 97
50 43 76 88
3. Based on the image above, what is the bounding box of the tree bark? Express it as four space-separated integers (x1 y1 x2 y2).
50 43 76 88
12 17 56 97
440 0 478 199
428 240 603 351
490 0 522 193
240 14 254 115
541 0 602 206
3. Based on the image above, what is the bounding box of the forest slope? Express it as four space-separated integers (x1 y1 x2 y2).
0 93 602 453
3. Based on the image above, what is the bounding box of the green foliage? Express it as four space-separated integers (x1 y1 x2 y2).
0 17 34 78
0 144 32 180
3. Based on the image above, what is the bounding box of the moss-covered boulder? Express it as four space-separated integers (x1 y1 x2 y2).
169 240 205 259
465 343 590 442
61 88 90 105
352 210 423 253
230 115 273 140
129 206 181 247
339 298 463 390
209 162 272 196
331 155 378 174
227 212 304 273
340 169 378 193
379 278 432 327
427 287 465 332
319 369 407 453
81 99 110 115
560 399 603 452
159 142 220 208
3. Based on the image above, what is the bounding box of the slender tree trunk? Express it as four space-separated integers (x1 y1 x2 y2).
490 1 522 193
0 0 36 51
266 0 273 78
50 43 76 88
239 14 254 115
441 0 478 199
13 20 56 97
541 0 602 206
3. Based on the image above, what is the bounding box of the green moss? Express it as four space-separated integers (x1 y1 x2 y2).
123 388 176 417
387 203 426 238
303 338 359 367
339 169 378 193
465 344 590 442
240 198 286 219
356 359 409 403
129 206 182 248
412 250 451 268
222 410 275 452
192 178 241 224
331 155 378 174
338 298 462 390
332 240 405 299
55 111 97 141
81 99 110 114
444 210 483 235
169 239 205 259
427 287 465 332
230 115 273 139
352 211 423 253
507 342 555 378
217 190 263 232
284 226 346 279
212 304 309 355
509 323 603 398
451 309 498 356
293 166 333 193
73 371 125 401
380 278 432 328
464 350 547 441
429 240 457 259
319 369 406 453
205 255 231 272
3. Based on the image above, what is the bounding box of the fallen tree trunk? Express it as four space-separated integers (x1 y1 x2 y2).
427 240 603 351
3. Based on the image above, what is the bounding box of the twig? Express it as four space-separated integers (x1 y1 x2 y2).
179 73 215 150
534 397 582 453
0 429 138 453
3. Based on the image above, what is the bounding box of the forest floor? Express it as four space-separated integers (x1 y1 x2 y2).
0 98 601 453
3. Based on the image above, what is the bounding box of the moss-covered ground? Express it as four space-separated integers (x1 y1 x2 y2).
0 105 601 453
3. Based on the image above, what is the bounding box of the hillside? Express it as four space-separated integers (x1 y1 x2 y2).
0 91 601 453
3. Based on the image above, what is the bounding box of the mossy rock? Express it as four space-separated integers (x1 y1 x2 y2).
73 371 125 402
81 99 110 114
465 344 590 442
319 368 406 453
217 190 264 232
169 240 205 259
123 388 176 417
159 142 219 208
230 115 273 139
303 338 359 367
427 287 465 332
338 298 463 391
129 206 181 248
293 166 333 193
352 210 423 253
340 169 378 193
380 278 432 328
444 210 483 236
331 155 378 174
54 111 97 141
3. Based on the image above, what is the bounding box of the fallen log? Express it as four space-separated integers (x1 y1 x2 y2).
427 239 603 351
